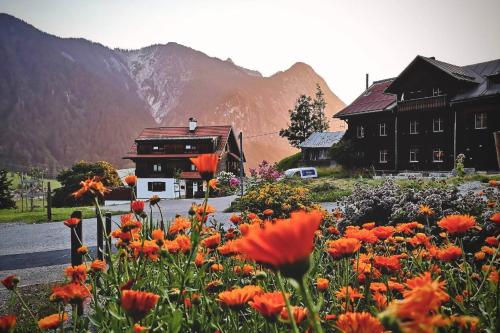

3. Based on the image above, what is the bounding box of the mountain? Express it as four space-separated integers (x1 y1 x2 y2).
0 13 345 173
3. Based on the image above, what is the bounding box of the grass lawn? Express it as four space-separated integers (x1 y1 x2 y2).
0 283 60 333
7 171 61 190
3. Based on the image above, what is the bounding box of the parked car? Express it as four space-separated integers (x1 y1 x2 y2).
284 167 318 179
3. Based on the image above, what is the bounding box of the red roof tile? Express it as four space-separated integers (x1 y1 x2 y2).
335 79 396 117
180 171 202 179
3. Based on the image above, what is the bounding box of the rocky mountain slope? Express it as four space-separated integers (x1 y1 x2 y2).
0 13 344 172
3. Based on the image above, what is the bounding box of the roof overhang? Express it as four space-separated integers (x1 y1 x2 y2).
136 136 218 142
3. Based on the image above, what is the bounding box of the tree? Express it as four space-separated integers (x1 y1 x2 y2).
0 169 16 209
52 160 122 207
279 85 330 148
330 139 364 168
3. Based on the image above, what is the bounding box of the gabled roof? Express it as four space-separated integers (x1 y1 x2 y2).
299 131 345 148
334 79 396 118
453 59 500 102
124 125 238 158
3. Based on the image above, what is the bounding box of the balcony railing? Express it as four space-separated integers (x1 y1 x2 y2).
398 95 447 112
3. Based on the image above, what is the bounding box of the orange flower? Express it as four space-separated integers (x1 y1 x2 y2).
195 251 205 267
152 229 164 243
372 292 388 311
418 205 435 216
72 176 110 198
64 217 81 228
50 283 91 303
235 210 322 279
120 214 142 232
175 234 192 253
194 203 216 215
210 263 224 272
369 282 387 293
372 226 395 240
437 214 476 235
218 285 263 308
149 195 161 205
362 222 375 230
201 233 221 249
208 178 218 190
373 255 401 272
130 240 160 261
396 221 424 234
1 275 19 290
190 153 219 180
76 245 88 255
490 212 500 224
124 175 137 187
263 209 274 216
335 286 364 302
316 277 329 291
327 238 361 259
90 259 106 272
345 227 378 243
38 313 68 330
408 233 431 247
336 312 384 333
121 290 160 322
169 216 191 234
0 314 16 332
249 291 286 319
485 236 499 246
133 323 147 333
436 245 462 261
489 179 498 187
64 264 87 283
280 306 308 324
131 200 145 213
230 214 242 225
217 240 238 256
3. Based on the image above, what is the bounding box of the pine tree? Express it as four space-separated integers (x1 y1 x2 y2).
0 169 16 209
279 85 330 148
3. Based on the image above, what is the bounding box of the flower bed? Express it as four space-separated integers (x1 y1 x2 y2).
1 158 499 332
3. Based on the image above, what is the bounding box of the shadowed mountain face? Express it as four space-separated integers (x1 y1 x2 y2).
0 13 344 172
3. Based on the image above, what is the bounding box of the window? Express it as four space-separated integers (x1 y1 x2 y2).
356 125 364 138
410 120 419 134
475 113 487 129
433 149 444 162
379 150 388 163
379 123 387 136
152 146 160 151
153 164 162 172
190 164 196 171
318 149 329 160
147 181 166 192
433 118 443 132
409 148 419 163
432 88 443 96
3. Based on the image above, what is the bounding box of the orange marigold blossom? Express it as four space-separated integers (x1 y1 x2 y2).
64 264 87 283
72 176 110 198
90 259 106 272
168 216 191 234
248 291 287 319
396 221 424 234
120 214 142 232
38 313 68 330
418 204 435 216
124 175 137 187
210 263 224 272
121 290 160 322
149 195 161 205
76 245 88 255
336 311 385 333
489 179 498 186
217 240 238 256
130 240 160 260
133 324 147 333
372 226 395 240
437 214 476 235
280 306 308 324
190 153 219 180
0 314 16 332
335 286 364 301
484 236 499 246
235 210 323 279
175 234 191 253
218 285 263 308
369 282 387 293
373 255 401 272
208 178 218 190
229 214 242 224
50 283 91 303
1 275 19 290
327 237 361 259
490 212 500 224
373 292 388 311
316 277 329 291
263 208 274 216
63 217 81 228
201 233 221 249
362 222 375 230
436 245 462 261
152 228 164 242
131 200 145 213
345 226 378 243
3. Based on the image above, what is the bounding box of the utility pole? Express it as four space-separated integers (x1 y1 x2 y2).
239 132 244 196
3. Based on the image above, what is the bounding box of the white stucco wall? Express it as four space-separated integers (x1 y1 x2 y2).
137 178 176 199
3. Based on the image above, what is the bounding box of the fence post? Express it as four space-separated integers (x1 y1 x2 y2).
70 210 83 316
47 182 52 221
96 208 104 260
105 213 112 260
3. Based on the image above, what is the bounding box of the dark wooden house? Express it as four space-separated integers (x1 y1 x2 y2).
335 56 500 172
124 118 243 198
299 131 345 166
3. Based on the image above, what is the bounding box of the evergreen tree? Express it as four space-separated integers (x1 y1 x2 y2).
279 85 330 148
0 169 16 209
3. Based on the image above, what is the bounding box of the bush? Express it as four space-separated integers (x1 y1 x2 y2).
276 152 301 171
238 182 316 217
52 161 121 207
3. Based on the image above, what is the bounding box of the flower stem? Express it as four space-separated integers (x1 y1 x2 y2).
298 276 324 333
276 273 300 333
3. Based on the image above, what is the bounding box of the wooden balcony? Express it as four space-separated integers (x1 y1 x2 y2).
398 95 447 112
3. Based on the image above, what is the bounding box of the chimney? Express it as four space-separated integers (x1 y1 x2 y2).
189 117 197 132
366 73 369 90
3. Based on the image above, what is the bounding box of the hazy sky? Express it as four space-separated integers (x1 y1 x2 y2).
1 0 500 103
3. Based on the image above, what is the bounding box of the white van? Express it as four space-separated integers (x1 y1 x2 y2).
284 167 318 179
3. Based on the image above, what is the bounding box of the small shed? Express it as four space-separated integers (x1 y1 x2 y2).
299 131 345 166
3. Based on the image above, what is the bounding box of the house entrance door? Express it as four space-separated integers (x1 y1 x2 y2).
186 181 194 198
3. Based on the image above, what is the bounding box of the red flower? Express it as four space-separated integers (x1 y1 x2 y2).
201 233 222 249
336 312 384 333
1 275 19 290
121 290 160 322
436 245 462 261
263 209 274 216
316 277 329 291
373 255 401 272
90 260 106 272
64 264 87 283
190 153 219 180
64 217 81 228
0 314 16 332
230 214 242 225
50 283 91 304
437 214 476 235
372 226 395 240
38 313 68 330
236 210 322 279
490 212 500 224
131 200 145 213
327 238 361 259
249 291 286 319
280 306 308 325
